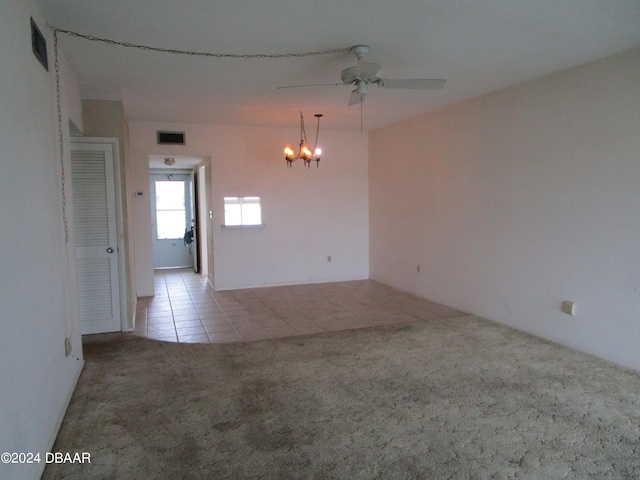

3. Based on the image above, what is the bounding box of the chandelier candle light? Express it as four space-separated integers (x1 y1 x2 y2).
284 112 323 168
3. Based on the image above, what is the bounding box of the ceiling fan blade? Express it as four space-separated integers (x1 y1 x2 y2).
379 78 446 89
277 83 344 89
348 89 365 106
354 59 381 79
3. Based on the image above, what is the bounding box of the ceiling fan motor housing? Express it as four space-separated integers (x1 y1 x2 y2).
341 66 381 85
351 45 370 59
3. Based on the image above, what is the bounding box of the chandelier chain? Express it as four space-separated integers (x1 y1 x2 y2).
51 26 349 59
54 29 70 244
300 112 307 144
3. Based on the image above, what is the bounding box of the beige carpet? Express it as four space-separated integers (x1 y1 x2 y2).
43 316 640 479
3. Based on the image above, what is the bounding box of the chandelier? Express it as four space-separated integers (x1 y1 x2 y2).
284 112 323 168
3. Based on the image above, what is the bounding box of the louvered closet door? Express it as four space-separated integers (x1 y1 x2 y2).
71 142 121 334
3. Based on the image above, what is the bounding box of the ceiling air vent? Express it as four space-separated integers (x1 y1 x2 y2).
157 131 185 145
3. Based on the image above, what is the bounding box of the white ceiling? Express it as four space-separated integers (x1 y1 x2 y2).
37 0 640 131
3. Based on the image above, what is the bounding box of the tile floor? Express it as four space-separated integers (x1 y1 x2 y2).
134 269 467 344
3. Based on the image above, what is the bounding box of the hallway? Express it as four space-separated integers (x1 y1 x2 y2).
134 269 467 343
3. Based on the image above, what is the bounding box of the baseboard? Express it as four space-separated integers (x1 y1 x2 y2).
37 357 85 479
123 306 136 333
371 277 640 372
214 276 369 291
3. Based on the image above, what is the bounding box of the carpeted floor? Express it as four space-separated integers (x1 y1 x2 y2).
43 316 640 479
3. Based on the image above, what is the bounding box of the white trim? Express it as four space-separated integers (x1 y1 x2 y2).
39 358 85 480
221 224 266 229
71 137 128 333
372 278 640 373
214 275 369 291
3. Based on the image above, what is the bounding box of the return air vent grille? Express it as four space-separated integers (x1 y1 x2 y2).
157 131 185 145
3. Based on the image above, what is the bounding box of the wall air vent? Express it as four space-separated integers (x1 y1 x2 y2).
157 131 185 145
31 18 48 71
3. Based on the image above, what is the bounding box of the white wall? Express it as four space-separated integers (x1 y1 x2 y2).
0 2 84 479
370 47 640 370
129 121 369 294
82 100 137 329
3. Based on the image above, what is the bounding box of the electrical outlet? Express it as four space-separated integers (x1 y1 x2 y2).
417 265 421 273
327 255 332 263
64 337 72 356
562 301 575 316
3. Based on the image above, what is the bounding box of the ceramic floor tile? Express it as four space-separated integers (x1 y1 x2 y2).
195 306 225 315
147 317 175 325
146 311 174 319
147 331 178 342
147 324 177 333
221 308 252 317
231 315 286 328
172 312 200 321
135 269 468 345
170 296 195 304
203 323 236 334
173 319 203 329
176 325 206 336
200 316 232 326
208 331 242 343
177 333 210 343
236 325 297 341
290 323 326 335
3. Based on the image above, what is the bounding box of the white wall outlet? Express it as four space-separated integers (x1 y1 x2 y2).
562 301 576 316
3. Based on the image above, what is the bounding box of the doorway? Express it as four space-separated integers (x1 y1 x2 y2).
147 155 211 280
151 171 194 269
71 139 123 334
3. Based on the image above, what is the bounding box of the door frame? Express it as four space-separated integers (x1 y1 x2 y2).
149 170 194 269
196 159 213 286
71 137 128 332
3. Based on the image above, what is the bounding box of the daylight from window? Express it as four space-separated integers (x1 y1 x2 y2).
224 196 262 226
155 180 187 239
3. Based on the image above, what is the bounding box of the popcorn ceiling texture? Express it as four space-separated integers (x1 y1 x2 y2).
44 315 640 479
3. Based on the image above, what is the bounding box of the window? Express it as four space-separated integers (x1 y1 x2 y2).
155 180 187 239
224 197 262 226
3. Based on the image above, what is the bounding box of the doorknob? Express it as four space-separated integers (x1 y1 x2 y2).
106 247 114 254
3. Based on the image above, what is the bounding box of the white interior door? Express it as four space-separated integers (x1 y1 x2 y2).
71 142 121 334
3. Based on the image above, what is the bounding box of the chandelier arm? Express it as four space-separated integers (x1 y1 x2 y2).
300 112 308 145
312 114 321 154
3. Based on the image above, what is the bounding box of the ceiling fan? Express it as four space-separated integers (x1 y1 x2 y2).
278 45 446 106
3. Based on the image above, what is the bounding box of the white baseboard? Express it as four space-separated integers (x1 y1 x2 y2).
37 357 85 480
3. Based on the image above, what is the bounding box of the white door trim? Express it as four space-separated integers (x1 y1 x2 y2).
71 137 128 332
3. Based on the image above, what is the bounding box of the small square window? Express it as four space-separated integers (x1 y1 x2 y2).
224 197 262 226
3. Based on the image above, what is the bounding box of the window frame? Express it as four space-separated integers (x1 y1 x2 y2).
223 196 264 228
151 174 192 240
